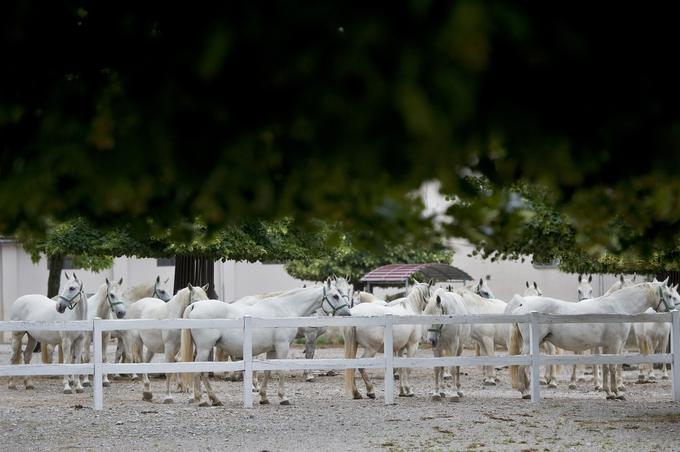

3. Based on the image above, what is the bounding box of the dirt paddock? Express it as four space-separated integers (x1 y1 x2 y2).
1 343 679 451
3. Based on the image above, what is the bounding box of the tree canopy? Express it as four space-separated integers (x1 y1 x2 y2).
3 3 680 263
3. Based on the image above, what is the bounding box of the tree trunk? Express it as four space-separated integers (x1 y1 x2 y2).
47 254 64 298
172 255 218 299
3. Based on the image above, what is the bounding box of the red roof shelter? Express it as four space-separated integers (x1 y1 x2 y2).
359 263 473 291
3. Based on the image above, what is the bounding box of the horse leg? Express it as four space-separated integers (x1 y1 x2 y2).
163 344 180 404
545 343 557 388
480 338 497 386
142 348 154 401
303 329 317 382
9 332 26 389
61 337 74 394
636 333 649 382
431 346 443 400
569 351 580 390
660 334 670 380
72 336 85 393
22 335 37 390
358 349 377 399
197 348 223 406
101 332 111 387
259 370 271 404
646 337 658 381
81 332 92 387
272 348 291 405
131 336 143 381
400 342 418 397
592 347 602 391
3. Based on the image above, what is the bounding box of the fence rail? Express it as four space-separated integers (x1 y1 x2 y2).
1 311 679 410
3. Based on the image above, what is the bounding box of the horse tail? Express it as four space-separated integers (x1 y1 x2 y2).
508 323 524 391
180 304 195 389
343 326 358 396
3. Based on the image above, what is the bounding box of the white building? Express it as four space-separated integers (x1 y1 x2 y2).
0 238 625 342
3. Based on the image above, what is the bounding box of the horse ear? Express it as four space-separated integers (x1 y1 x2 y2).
65 273 70 280
73 273 79 281
588 275 592 283
201 283 209 292
663 277 670 286
156 275 161 284
106 277 110 285
479 277 484 285
619 274 624 283
525 281 529 288
118 277 123 286
578 274 582 283
436 295 441 306
346 274 351 283
533 281 538 289
428 278 434 287
187 283 194 291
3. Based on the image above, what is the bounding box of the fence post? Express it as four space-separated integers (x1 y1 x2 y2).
93 317 103 411
384 314 394 405
529 311 541 403
672 310 680 402
243 316 253 408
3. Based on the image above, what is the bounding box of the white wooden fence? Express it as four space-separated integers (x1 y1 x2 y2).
1 311 679 410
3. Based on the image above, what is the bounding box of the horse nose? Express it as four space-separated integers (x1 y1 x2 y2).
116 310 126 319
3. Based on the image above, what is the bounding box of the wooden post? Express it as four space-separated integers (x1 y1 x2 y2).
243 316 253 408
93 317 103 411
529 311 541 403
383 314 394 405
672 310 680 402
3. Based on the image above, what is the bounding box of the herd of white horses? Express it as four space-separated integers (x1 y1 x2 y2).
6 272 680 406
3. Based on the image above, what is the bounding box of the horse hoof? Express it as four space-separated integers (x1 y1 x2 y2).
548 382 557 389
305 376 316 382
442 374 452 381
352 392 363 400
212 400 223 407
606 394 616 400
662 375 670 380
25 384 35 390
103 381 110 388
495 377 501 383
63 388 73 395
163 397 174 404
522 394 531 400
616 395 626 401
449 395 460 403
82 381 91 388
568 383 577 390
325 370 337 377
198 401 210 407
594 385 603 392
142 391 153 401
75 387 84 394
431 394 442 401
457 391 464 398
367 392 376 399
483 380 496 386
280 400 291 406
131 375 141 382
617 386 626 392
259 399 270 405
539 379 547 386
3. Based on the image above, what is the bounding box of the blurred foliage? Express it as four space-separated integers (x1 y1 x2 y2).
285 225 453 282
2 3 680 260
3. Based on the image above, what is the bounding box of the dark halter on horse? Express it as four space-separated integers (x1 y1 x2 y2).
58 282 85 310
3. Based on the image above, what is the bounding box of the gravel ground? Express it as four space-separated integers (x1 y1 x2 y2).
2 342 680 451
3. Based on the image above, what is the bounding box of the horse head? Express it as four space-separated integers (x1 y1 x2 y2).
105 277 127 319
577 274 593 301
56 274 84 314
153 275 173 302
321 279 351 316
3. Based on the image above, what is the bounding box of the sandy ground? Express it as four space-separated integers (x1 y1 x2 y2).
1 342 680 451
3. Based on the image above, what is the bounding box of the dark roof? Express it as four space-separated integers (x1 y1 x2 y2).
360 263 473 286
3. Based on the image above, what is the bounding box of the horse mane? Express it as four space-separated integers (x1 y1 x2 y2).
125 282 154 303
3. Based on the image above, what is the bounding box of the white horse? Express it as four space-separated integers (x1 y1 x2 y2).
467 276 495 299
424 288 469 401
181 280 351 406
509 280 679 400
634 286 675 382
452 286 508 386
573 274 602 391
134 284 209 403
80 278 127 388
110 276 174 380
343 281 432 399
9 273 88 393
